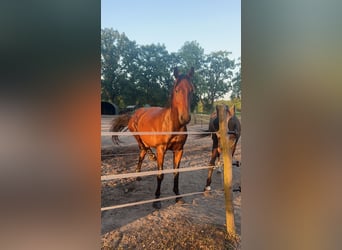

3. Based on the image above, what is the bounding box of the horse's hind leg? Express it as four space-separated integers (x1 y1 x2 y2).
135 149 147 181
146 148 157 161
135 137 148 181
136 148 157 177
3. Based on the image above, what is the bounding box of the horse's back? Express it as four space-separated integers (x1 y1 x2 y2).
208 113 241 141
228 115 241 137
128 107 165 131
208 112 218 132
135 106 163 117
128 106 188 149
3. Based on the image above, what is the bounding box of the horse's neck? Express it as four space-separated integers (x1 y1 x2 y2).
167 106 183 130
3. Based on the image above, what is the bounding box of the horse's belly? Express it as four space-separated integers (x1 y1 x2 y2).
139 134 187 151
139 135 166 148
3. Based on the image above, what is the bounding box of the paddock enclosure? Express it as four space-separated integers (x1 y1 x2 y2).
101 114 241 249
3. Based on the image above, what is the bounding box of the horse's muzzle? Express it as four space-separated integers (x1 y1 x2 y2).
180 114 191 125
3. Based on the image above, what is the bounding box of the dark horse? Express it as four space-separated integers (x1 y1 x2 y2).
201 105 241 191
110 67 194 209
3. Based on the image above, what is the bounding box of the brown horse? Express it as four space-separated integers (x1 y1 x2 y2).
202 105 241 191
110 67 195 209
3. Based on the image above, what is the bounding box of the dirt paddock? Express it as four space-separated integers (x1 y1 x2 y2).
101 116 241 249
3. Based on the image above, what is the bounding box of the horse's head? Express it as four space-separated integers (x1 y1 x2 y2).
172 67 195 125
216 104 235 122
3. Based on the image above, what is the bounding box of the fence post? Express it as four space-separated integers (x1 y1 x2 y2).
217 105 236 235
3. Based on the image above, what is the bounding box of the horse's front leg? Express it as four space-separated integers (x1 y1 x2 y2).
152 146 166 209
205 167 214 191
173 149 185 204
206 138 220 191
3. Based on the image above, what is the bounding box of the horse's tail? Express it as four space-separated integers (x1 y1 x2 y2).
109 114 131 144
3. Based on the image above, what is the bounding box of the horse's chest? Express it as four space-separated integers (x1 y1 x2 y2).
167 135 187 150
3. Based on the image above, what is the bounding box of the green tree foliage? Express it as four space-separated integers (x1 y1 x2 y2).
201 51 235 112
101 28 138 106
101 29 238 112
177 41 205 111
177 41 204 71
135 44 173 106
230 58 241 99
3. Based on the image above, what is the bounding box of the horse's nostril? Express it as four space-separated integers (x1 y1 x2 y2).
180 114 191 124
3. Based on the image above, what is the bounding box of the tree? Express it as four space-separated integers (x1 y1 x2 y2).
230 58 241 99
177 41 204 70
101 29 239 111
101 28 139 107
177 41 205 111
201 51 235 112
134 43 173 106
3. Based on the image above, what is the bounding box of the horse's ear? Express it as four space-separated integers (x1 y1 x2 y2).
174 67 179 78
188 67 194 78
229 105 235 116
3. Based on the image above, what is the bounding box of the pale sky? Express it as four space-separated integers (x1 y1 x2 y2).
101 0 241 60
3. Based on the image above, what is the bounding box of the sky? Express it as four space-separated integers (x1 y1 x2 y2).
101 0 241 60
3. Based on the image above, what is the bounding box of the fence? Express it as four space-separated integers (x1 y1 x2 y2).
101 130 217 211
101 105 236 234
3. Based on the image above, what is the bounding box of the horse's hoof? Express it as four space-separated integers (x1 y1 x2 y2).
203 188 211 197
204 186 211 191
175 197 185 204
152 201 161 209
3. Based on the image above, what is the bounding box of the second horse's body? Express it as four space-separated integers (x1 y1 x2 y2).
205 105 241 191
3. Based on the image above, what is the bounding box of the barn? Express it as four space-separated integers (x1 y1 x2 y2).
101 101 118 115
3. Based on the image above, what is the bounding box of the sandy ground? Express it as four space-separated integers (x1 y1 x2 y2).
101 116 241 249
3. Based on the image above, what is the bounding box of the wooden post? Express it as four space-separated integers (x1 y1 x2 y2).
217 105 236 235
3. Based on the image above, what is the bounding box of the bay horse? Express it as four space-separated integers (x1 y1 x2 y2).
201 105 241 191
110 67 194 209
